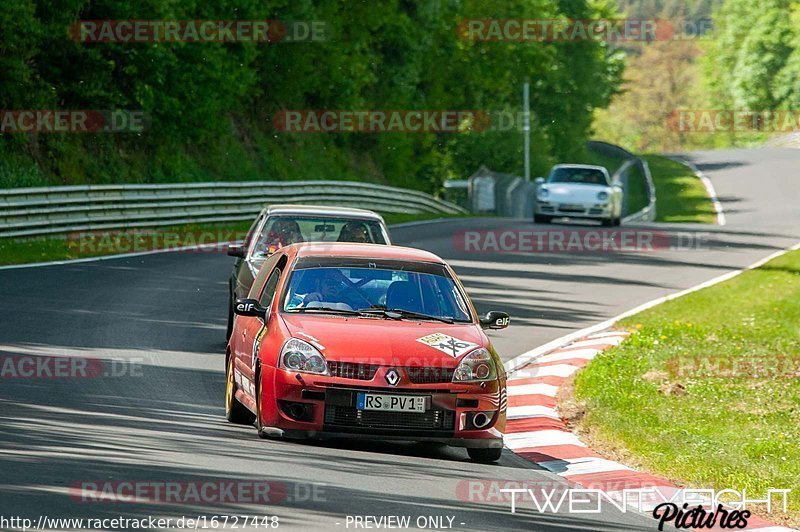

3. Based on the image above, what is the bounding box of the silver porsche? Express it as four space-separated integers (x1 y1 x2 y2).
534 164 623 226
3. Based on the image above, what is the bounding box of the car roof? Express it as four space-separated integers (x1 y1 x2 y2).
550 164 609 174
263 204 385 222
285 242 445 263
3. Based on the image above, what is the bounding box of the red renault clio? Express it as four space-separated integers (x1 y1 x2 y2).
225 242 509 462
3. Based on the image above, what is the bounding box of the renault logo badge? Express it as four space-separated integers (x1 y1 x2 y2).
385 369 400 386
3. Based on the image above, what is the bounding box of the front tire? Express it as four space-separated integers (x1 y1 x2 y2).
467 447 503 463
533 214 552 224
226 355 255 425
256 368 271 439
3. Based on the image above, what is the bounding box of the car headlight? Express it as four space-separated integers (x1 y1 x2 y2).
452 348 497 383
597 191 609 201
279 338 329 375
537 188 549 200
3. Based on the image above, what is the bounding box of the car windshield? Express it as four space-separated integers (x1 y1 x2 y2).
282 258 472 323
250 216 387 259
548 168 609 186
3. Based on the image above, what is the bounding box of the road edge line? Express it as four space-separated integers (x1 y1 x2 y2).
504 240 800 373
667 155 726 226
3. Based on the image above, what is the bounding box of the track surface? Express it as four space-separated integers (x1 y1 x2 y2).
1 148 799 531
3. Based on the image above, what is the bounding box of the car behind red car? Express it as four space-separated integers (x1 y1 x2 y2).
225 242 509 462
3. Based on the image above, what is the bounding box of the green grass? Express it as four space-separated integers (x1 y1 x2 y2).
574 249 800 525
644 154 717 223
0 211 465 266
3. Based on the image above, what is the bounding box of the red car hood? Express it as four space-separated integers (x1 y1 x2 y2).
280 314 487 367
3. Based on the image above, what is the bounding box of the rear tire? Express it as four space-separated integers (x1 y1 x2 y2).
533 214 551 224
600 217 614 227
226 355 255 425
467 447 503 463
613 216 622 226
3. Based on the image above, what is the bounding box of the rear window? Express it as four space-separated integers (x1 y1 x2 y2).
250 216 388 259
548 168 609 185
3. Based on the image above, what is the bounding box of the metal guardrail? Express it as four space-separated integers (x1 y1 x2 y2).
586 141 656 223
0 181 467 238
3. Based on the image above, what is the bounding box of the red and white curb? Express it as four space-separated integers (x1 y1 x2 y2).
502 329 794 531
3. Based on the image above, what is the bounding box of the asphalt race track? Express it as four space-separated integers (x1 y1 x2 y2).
1 148 799 531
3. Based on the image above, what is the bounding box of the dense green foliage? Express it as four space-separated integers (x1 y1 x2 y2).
0 0 624 191
705 0 800 111
596 0 800 152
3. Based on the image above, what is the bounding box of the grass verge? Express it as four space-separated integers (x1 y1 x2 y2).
644 154 717 224
0 211 464 267
572 248 800 526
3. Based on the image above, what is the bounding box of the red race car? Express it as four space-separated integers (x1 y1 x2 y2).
225 242 510 462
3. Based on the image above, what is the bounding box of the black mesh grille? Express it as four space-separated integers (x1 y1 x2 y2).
327 362 380 380
324 404 455 431
405 367 455 384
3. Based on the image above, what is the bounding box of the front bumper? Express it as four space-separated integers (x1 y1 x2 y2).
262 365 505 447
536 200 613 218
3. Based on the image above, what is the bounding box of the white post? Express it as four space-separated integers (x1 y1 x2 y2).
523 82 530 182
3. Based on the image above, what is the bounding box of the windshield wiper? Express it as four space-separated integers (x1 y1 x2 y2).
358 306 454 324
288 307 363 316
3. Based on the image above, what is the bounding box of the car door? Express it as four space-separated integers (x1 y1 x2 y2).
232 252 280 364
237 254 288 375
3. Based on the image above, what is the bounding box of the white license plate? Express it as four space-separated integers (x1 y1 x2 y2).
356 393 427 413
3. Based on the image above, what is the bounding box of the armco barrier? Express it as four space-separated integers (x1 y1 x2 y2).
0 181 466 238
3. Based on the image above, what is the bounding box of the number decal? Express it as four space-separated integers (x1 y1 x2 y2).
417 333 479 358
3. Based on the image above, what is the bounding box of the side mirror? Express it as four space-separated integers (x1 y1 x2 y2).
227 243 245 258
480 311 510 330
534 177 545 185
234 298 267 318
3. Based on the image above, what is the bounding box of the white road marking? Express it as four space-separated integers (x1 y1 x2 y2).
504 241 800 373
536 457 632 477
506 383 560 397
503 430 585 450
667 156 726 226
506 405 561 420
535 348 600 364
